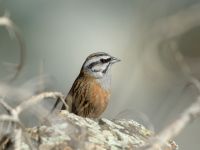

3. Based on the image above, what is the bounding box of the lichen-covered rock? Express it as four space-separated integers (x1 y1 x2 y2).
24 110 177 150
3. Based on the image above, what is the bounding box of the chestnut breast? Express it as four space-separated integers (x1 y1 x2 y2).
90 79 111 117
71 74 111 118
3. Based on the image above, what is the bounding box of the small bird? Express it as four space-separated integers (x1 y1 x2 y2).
53 52 120 118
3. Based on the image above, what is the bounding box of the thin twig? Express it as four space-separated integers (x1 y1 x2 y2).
0 98 13 115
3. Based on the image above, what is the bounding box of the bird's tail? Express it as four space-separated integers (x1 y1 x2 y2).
50 97 62 113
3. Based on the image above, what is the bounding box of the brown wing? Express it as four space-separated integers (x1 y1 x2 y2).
71 78 95 117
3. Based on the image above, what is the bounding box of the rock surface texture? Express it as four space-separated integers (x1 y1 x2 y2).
23 111 177 150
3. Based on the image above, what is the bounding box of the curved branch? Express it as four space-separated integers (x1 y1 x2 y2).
15 92 67 115
0 14 26 81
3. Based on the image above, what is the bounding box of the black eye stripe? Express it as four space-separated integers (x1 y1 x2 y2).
100 58 111 63
88 58 111 69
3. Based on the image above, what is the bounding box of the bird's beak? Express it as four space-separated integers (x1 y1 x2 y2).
110 56 121 64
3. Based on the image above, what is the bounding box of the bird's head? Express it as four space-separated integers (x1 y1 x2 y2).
81 52 120 78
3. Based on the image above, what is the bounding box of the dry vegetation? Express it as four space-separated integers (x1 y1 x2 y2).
1 6 200 149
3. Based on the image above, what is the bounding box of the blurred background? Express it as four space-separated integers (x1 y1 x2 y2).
0 0 200 149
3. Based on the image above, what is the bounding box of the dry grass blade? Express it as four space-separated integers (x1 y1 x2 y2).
0 98 13 115
0 92 67 150
14 129 22 150
146 97 200 150
0 134 12 150
145 44 200 150
15 92 66 114
0 113 33 150
0 115 19 123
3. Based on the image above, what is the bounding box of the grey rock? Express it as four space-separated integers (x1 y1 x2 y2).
23 110 177 150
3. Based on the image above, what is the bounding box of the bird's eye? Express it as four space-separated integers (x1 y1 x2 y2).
100 58 111 63
100 59 106 63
